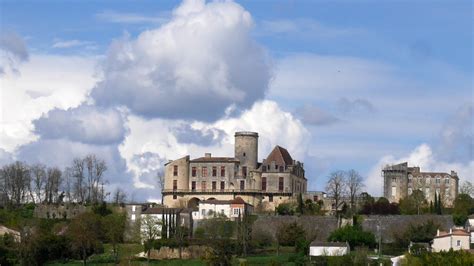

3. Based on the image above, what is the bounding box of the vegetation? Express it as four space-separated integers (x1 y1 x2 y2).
402 249 474 266
327 224 376 250
393 220 439 251
360 197 400 215
452 193 474 226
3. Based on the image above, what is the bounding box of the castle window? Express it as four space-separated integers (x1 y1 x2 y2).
275 164 278 170
202 167 208 177
212 166 217 177
262 177 267 191
173 195 177 199
233 208 240 215
212 181 216 191
436 177 441 184
173 165 178 176
391 186 397 197
240 180 245 190
191 181 196 191
220 166 225 177
425 187 430 196
392 177 397 183
279 177 284 192
445 178 450 184
269 195 273 202
192 167 197 177
201 181 207 191
262 166 267 172
220 181 225 191
279 166 284 172
242 166 247 178
173 180 177 191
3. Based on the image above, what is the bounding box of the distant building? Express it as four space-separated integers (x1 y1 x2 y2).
192 197 253 221
431 228 470 252
382 162 459 207
309 241 350 257
162 131 307 211
465 215 474 244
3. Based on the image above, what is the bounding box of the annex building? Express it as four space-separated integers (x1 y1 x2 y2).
162 131 307 211
382 162 459 207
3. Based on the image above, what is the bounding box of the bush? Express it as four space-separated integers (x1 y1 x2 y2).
276 203 295 216
403 249 474 265
327 225 376 250
251 229 274 248
276 222 306 247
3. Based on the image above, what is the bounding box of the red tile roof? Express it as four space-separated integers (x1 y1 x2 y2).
264 145 293 166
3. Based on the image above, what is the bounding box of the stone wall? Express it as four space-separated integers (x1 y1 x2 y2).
34 204 87 219
147 245 208 260
253 214 454 243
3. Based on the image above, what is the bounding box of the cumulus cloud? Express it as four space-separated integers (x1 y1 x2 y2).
0 31 29 74
295 105 340 126
33 105 127 145
95 10 168 24
173 124 225 146
92 0 271 121
0 54 98 152
119 100 310 190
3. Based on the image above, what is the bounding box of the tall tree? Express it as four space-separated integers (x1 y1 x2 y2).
112 188 127 205
0 162 31 207
30 164 47 204
326 170 347 216
72 158 86 203
346 169 364 212
68 213 102 265
141 215 162 262
103 213 126 263
45 167 62 204
460 181 474 198
84 155 107 204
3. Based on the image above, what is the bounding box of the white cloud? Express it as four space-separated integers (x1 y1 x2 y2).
0 54 98 152
52 39 95 49
366 144 474 196
295 104 340 126
0 31 29 74
119 100 310 189
92 0 271 121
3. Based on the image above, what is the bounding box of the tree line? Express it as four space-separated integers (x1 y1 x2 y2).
0 154 110 208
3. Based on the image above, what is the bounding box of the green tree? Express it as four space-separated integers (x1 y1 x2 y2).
452 194 474 226
103 213 126 263
327 225 376 250
67 213 102 266
400 190 426 215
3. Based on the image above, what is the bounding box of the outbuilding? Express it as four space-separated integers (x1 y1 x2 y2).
309 241 350 257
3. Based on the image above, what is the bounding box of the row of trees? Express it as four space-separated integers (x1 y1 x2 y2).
0 155 109 207
325 169 364 215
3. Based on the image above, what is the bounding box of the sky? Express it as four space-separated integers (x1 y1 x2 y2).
0 0 472 202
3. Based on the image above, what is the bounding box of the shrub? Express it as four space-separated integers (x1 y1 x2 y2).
276 222 305 247
327 225 376 250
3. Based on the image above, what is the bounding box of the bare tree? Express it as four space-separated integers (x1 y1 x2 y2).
63 167 74 203
30 164 47 204
45 167 62 204
346 169 364 211
326 170 346 216
112 188 127 205
0 162 31 206
84 154 107 204
460 181 474 198
156 170 164 205
72 158 86 203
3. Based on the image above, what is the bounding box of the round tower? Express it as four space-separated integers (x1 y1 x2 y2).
234 131 258 171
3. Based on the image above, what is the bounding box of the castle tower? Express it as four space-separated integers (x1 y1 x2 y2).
234 132 258 171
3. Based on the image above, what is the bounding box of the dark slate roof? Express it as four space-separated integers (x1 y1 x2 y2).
264 145 293 166
310 241 349 247
190 157 239 163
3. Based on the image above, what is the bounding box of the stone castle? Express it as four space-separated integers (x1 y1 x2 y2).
162 131 307 210
382 162 459 207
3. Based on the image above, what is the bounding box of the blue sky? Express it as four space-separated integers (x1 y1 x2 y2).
1 0 472 201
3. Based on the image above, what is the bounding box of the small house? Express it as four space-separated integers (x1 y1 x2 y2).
431 228 470 252
309 241 350 257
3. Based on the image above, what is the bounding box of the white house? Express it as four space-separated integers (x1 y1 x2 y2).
431 228 470 252
192 197 253 221
309 241 350 257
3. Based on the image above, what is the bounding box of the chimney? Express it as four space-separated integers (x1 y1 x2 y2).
205 153 211 158
437 229 440 236
449 228 452 234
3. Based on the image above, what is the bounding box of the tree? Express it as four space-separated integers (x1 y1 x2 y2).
45 167 62 204
400 190 426 215
460 181 474 198
393 220 439 249
84 155 107 204
326 171 347 216
103 213 126 263
346 169 364 212
156 170 164 205
453 194 474 226
276 202 295 215
68 213 102 265
112 188 127 206
327 225 376 250
0 162 31 207
30 164 47 204
141 215 162 261
71 158 86 203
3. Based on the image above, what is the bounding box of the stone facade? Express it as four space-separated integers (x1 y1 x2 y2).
382 162 459 207
162 131 307 211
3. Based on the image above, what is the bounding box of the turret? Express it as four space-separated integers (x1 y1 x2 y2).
234 132 258 173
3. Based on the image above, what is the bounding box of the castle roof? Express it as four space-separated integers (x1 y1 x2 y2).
264 145 294 166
